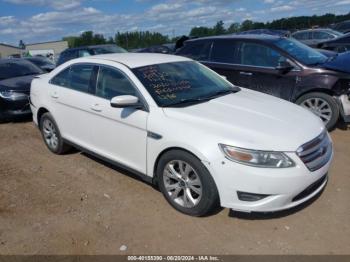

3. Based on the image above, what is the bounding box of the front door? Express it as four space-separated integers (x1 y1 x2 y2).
234 41 298 101
87 65 148 174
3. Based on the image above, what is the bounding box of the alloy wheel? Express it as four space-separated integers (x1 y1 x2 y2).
301 97 332 125
163 160 202 208
42 119 59 150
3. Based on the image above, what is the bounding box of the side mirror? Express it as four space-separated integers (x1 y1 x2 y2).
110 95 141 108
276 60 294 73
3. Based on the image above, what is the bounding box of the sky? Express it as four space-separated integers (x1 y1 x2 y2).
0 0 349 45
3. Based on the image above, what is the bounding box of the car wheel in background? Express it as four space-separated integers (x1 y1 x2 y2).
296 92 339 130
157 150 220 216
39 112 71 154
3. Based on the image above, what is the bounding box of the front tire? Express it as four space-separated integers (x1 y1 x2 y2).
39 112 71 154
157 150 220 217
296 92 339 130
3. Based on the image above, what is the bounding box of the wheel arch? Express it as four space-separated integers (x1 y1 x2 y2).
37 107 49 126
152 146 208 186
293 88 334 103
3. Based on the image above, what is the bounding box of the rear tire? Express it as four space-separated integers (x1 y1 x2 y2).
157 150 220 217
39 112 71 154
296 92 339 130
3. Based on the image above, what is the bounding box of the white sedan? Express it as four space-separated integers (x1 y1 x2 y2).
30 53 333 216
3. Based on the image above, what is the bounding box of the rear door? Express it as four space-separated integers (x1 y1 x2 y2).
49 63 99 149
202 39 245 86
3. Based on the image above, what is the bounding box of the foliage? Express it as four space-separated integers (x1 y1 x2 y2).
62 12 350 49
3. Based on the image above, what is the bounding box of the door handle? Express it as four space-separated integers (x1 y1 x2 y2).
51 92 59 99
90 104 102 112
239 71 253 76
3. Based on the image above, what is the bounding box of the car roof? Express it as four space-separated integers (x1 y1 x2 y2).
185 34 283 43
79 53 191 68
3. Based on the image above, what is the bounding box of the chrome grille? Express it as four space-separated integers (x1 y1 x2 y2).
297 131 332 172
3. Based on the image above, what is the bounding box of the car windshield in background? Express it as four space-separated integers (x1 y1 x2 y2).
92 45 127 55
132 61 238 107
275 38 328 66
0 60 43 80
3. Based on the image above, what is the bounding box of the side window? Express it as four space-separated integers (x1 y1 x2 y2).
211 40 239 63
239 42 286 68
178 41 211 61
294 32 310 40
50 67 71 87
96 67 137 100
69 64 94 92
78 49 91 57
314 31 333 40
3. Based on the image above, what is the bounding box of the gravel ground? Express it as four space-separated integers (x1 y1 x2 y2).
0 121 349 255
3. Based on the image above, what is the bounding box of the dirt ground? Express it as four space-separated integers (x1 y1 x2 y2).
0 120 349 255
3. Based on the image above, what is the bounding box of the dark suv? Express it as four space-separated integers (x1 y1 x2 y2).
57 44 127 66
176 35 350 130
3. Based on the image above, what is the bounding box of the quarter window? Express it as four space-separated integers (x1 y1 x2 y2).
96 67 137 100
239 42 286 68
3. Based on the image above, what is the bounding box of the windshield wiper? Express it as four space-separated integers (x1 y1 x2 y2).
163 88 240 108
163 96 213 107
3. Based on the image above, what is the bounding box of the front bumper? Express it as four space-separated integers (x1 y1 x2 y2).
0 96 32 120
204 150 333 213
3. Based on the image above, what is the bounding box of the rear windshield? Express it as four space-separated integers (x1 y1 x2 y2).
0 60 43 80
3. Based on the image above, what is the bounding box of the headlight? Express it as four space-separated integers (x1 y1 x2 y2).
0 91 28 100
219 144 295 168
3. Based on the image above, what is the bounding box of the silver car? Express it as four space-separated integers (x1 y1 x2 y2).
292 29 343 47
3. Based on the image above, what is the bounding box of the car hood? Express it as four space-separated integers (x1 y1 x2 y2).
0 74 37 92
163 89 325 152
321 51 350 74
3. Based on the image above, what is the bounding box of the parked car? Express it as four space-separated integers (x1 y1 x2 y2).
137 44 174 54
331 20 350 34
292 29 343 47
0 59 43 121
25 56 56 72
176 34 350 130
317 33 350 53
30 53 333 216
239 29 291 37
57 44 127 66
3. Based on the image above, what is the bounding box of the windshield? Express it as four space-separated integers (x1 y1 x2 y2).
92 45 127 55
275 38 328 66
132 61 238 107
0 60 43 80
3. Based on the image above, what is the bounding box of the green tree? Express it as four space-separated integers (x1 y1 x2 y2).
213 20 226 35
227 22 241 33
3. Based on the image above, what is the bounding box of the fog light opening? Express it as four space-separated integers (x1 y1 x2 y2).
237 191 270 202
